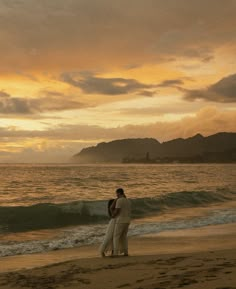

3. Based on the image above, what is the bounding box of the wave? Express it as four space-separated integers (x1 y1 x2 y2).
1 208 236 257
131 189 235 217
0 190 235 233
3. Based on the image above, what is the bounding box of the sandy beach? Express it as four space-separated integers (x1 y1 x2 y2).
0 223 236 289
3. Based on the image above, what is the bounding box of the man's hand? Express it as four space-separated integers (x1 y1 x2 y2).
112 208 120 218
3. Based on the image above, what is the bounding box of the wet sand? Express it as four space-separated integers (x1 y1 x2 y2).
0 223 236 289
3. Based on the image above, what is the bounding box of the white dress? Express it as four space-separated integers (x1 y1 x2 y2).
99 218 125 255
99 218 115 254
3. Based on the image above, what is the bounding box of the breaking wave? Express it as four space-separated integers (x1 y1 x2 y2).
0 189 235 233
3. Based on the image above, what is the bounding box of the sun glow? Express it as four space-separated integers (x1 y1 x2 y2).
0 0 235 162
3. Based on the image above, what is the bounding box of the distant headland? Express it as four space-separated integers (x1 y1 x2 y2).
71 132 236 164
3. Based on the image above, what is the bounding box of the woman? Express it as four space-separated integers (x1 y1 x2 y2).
99 198 120 257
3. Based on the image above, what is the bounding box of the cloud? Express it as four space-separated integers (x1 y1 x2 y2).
1 0 236 72
136 90 157 97
61 72 156 95
33 90 86 112
0 90 86 115
202 55 214 63
1 106 235 142
0 140 91 163
158 79 184 87
0 91 11 98
118 101 205 116
0 96 32 114
185 73 236 103
1 106 235 161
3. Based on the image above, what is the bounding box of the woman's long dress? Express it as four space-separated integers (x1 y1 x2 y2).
100 218 124 255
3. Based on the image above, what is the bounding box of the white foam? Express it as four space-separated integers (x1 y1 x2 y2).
0 208 235 257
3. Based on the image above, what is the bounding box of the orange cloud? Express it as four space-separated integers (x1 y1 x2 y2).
0 106 235 141
1 0 236 73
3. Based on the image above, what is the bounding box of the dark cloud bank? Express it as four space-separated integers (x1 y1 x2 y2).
185 73 236 103
61 72 156 95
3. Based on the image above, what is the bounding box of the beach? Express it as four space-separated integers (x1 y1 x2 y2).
0 223 235 289
0 164 235 288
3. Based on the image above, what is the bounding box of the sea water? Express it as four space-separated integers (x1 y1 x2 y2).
0 163 235 257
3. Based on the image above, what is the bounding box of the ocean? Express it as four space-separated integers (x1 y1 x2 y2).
0 163 236 257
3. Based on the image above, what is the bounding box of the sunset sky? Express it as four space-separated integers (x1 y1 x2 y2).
0 0 236 162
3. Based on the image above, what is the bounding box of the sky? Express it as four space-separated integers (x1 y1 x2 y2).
0 0 236 162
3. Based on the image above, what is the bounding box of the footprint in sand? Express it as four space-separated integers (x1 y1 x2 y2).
216 287 236 289
136 279 145 283
117 283 131 288
178 278 198 286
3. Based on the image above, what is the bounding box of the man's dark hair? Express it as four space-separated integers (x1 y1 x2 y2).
116 188 124 195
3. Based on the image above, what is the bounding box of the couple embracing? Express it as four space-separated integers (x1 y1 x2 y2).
100 188 131 257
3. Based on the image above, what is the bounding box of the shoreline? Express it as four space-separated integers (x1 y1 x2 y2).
0 223 235 289
1 222 236 273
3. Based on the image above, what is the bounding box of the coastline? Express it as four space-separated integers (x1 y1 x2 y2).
0 223 235 288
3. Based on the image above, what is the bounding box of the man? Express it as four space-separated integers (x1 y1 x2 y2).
112 188 131 256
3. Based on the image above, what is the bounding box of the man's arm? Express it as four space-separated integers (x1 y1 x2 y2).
112 198 121 218
112 207 120 218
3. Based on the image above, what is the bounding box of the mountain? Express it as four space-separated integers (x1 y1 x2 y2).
72 138 160 163
71 132 236 163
